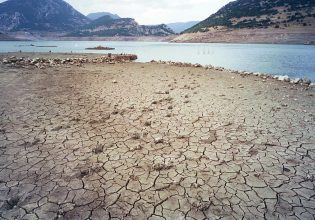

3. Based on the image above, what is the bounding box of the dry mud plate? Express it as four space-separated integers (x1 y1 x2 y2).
0 54 315 220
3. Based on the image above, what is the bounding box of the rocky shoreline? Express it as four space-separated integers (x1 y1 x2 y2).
0 53 313 87
150 60 314 87
0 54 138 69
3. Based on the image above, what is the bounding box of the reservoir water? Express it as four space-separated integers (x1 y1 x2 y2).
0 41 314 81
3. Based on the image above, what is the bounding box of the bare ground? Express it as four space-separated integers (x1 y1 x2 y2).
0 53 314 219
173 27 315 44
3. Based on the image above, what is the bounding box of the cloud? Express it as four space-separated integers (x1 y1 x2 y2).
66 0 233 24
0 0 233 24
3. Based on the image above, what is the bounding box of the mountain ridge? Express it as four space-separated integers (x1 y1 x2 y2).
69 15 175 37
184 0 315 33
0 0 175 38
87 12 120 20
0 0 89 32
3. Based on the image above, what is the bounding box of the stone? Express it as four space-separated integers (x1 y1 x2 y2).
144 121 151 126
290 78 301 84
275 75 290 82
152 162 173 171
301 79 311 85
154 137 164 144
93 145 104 154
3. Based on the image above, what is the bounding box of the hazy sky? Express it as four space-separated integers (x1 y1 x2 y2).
0 0 233 24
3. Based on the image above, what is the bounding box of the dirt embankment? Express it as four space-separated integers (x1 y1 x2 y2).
173 27 315 44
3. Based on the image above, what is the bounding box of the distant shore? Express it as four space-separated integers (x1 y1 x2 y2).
2 27 315 45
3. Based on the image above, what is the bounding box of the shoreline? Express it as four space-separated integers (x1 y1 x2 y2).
1 52 314 85
2 38 315 46
172 27 315 45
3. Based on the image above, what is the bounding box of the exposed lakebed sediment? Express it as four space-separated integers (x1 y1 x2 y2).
0 53 314 219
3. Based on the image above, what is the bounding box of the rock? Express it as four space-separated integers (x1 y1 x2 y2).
275 75 290 82
192 201 210 211
112 80 117 84
301 79 311 86
132 133 141 140
130 145 142 151
80 169 90 178
290 78 302 84
152 162 173 171
154 137 164 144
144 121 151 126
112 110 119 115
93 145 104 154
283 166 291 172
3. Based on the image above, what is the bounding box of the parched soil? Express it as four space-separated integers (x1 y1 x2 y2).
0 54 314 220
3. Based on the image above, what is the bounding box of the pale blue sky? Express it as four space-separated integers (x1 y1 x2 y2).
0 0 233 24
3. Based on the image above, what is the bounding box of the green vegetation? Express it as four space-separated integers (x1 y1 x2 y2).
69 29 134 37
184 0 315 33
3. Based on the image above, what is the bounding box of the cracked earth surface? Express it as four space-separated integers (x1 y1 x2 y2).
0 54 315 220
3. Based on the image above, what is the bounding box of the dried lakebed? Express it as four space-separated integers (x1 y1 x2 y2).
0 53 314 220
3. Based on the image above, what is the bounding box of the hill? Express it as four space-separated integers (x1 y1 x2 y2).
87 12 120 20
69 15 175 37
185 0 315 33
174 0 315 44
166 21 199 33
0 0 89 32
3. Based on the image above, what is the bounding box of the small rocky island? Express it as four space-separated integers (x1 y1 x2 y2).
85 45 115 50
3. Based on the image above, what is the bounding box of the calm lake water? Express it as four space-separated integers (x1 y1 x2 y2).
0 41 314 81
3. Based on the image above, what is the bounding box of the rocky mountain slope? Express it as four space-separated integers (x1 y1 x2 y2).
69 15 175 37
87 12 120 20
174 0 315 44
185 0 315 33
0 0 89 32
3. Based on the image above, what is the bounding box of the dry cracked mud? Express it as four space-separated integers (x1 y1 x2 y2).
0 53 314 220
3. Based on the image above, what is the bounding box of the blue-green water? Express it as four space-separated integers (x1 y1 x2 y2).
1 41 314 81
